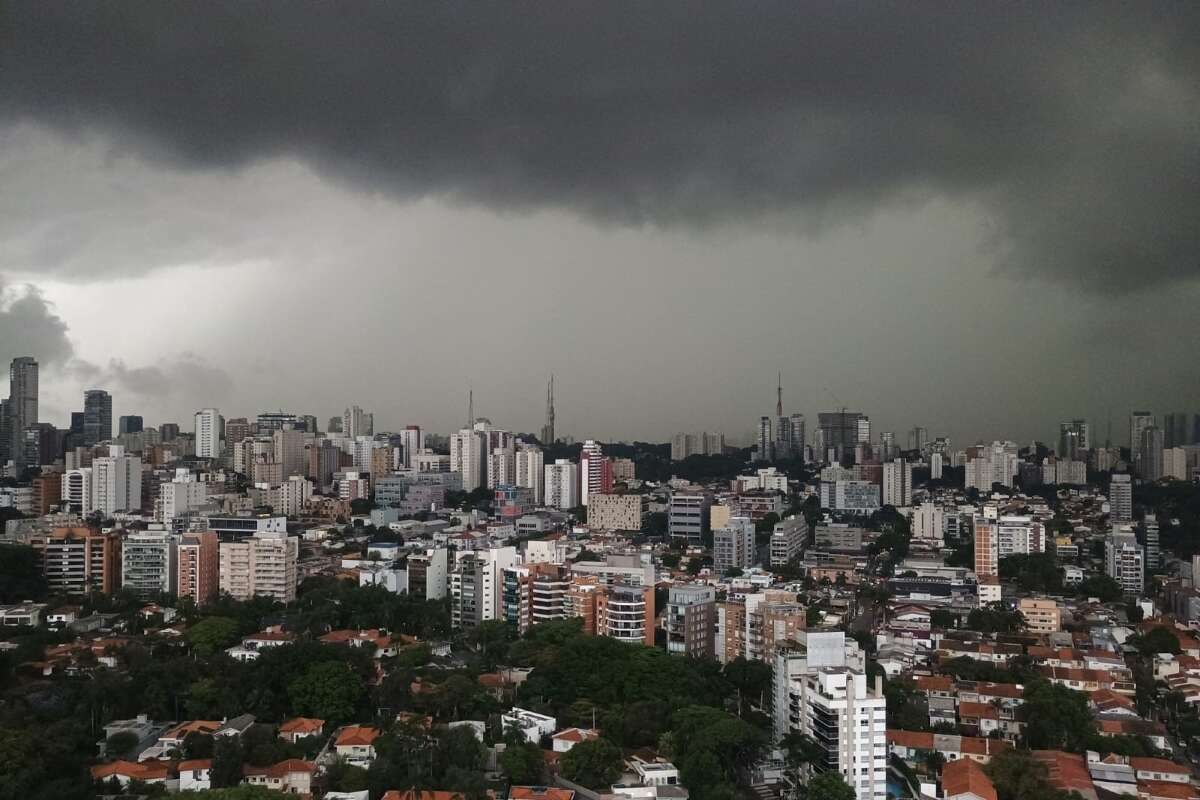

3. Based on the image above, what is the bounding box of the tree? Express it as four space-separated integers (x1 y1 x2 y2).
967 603 1025 634
1135 627 1181 656
985 748 1073 800
560 737 622 788
0 545 47 602
806 771 856 800
1019 680 1097 752
105 731 139 758
211 736 244 788
499 738 543 784
325 760 370 792
187 616 240 656
288 661 364 725
438 725 486 773
182 788 291 799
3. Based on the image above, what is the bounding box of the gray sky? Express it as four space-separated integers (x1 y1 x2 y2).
1 3 1198 446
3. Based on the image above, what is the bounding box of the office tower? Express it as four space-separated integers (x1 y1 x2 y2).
668 490 711 544
0 397 8 463
1058 419 1089 459
83 389 113 446
327 415 343 433
515 444 545 504
30 526 122 595
178 531 220 607
1130 410 1155 453
544 459 580 510
273 426 308 478
713 516 756 575
90 445 142 515
756 416 773 462
194 408 223 459
878 431 895 461
1164 413 1190 448
22 422 56 467
1106 529 1144 597
579 440 612 506
8 357 37 467
450 427 486 491
343 405 373 438
964 441 1019 491
450 546 518 629
817 411 867 463
224 417 252 447
787 414 805 458
1109 474 1133 522
540 375 556 445
769 516 808 566
666 584 717 658
930 452 944 480
1138 425 1164 481
159 422 180 441
121 530 178 598
909 426 929 452
882 458 913 507
118 415 143 436
219 530 299 603
397 426 423 469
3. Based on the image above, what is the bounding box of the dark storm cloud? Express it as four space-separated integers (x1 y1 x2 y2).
2 3 1198 291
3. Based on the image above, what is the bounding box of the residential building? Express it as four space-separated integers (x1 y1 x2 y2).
219 530 300 603
178 531 219 607
579 440 612 506
973 510 998 578
1109 474 1133 523
342 406 373 438
587 493 645 531
156 474 208 524
194 408 223 459
30 526 122 595
121 529 178 598
912 502 944 544
8 356 37 468
713 516 756 575
406 548 449 600
668 490 711 545
666 584 716 657
1138 426 1165 481
1163 447 1189 480
882 459 913 507
91 445 143 516
770 515 809 567
450 546 517 629
815 523 865 550
596 583 655 646
450 427 486 491
1018 598 1061 633
1058 419 1090 460
515 444 544 504
756 416 773 462
964 441 1019 491
611 457 636 482
61 467 92 514
819 480 880 515
1130 411 1156 465
544 459 580 510
1106 529 1144 597
746 590 808 662
502 563 570 634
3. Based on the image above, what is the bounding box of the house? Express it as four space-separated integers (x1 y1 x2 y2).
382 791 468 800
156 720 222 753
45 606 81 626
335 725 381 767
1129 757 1190 784
510 789 576 800
178 758 213 791
216 714 256 738
1033 750 1098 800
278 717 325 743
957 702 1000 737
551 727 600 753
628 756 681 787
501 707 557 744
319 628 399 658
226 626 295 661
1097 717 1170 751
90 759 172 787
942 757 997 800
1139 782 1200 800
99 714 169 758
243 758 316 795
138 604 178 623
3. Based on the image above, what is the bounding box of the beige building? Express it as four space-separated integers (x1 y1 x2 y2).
219 530 299 603
709 503 733 531
586 493 645 531
1018 597 1061 633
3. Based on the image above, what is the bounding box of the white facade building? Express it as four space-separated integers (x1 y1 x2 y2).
91 445 142 516
194 408 223 459
515 444 545 504
882 459 913 507
544 459 580 510
121 530 179 597
450 428 486 491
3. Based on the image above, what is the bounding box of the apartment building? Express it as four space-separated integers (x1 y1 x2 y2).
219 530 300 603
121 529 179 598
502 563 570 634
713 516 756 575
668 490 711 545
770 515 809 567
406 548 449 600
1018 598 1061 634
596 583 655 646
450 547 517 629
587 493 645 531
30 526 122 595
178 531 220 607
1106 530 1144 597
746 590 808 663
666 584 716 657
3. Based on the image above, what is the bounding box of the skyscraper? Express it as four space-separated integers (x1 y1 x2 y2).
756 416 773 462
450 427 486 491
1058 419 1089 459
1108 474 1133 522
8 357 38 467
1138 425 1164 481
194 408 224 459
540 375 556 445
789 413 806 460
1130 411 1155 455
882 458 913 507
579 439 612 506
82 389 112 446
818 411 867 463
118 415 143 436
1164 412 1190 448
343 405 373 438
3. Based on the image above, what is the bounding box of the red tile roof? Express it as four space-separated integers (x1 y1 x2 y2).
335 725 381 747
279 717 325 735
178 759 212 772
1140 781 1200 800
888 729 935 749
510 789 575 800
90 760 172 781
1131 757 1190 776
1033 750 1095 795
943 757 998 800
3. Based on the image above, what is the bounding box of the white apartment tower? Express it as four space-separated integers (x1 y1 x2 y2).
91 445 142 516
881 458 913 507
515 444 544 504
219 530 299 603
544 459 580 510
122 530 179 597
713 516 756 575
194 408 223 459
449 427 486 491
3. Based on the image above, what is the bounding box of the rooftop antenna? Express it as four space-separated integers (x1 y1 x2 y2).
776 371 784 418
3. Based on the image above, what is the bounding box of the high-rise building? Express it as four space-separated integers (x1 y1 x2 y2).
273 426 308 478
159 422 180 442
713 516 756 575
909 426 929 452
449 427 487 491
666 584 716 658
595 583 655 646
1144 520 1161 571
756 416 773 462
61 468 92 514
397 426 423 469
1058 419 1090 459
515 444 544 504
1163 447 1189 480
219 530 299 603
877 431 895 461
1130 410 1155 455
194 408 223 459
178 531 220 607
790 414 806 460
964 441 1019 491
326 415 343 434
667 490 711 544
1108 474 1133 522
8 357 38 467
30 526 122 595
1106 529 1144 597
929 452 943 480
450 546 517 629
881 458 913 507
587 493 645 531
769 516 808 567
91 445 142 516
224 417 252 447
911 502 944 543
343 405 373 438
973 510 998 578
579 440 612 506
817 411 868 463
1138 425 1165 481
544 459 580 510
1164 413 1191 449
83 389 113 447
121 529 179 598
118 415 143 436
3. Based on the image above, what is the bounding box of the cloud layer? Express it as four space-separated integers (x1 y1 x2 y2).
2 3 1197 291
